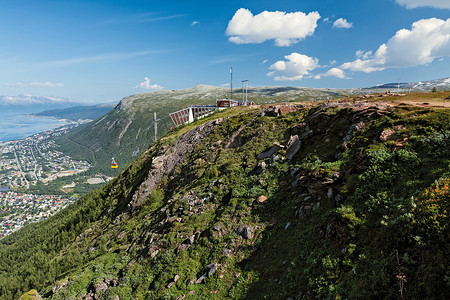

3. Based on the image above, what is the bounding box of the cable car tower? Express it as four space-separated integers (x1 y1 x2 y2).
111 157 118 169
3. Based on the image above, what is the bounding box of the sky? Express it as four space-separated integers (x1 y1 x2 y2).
0 0 449 103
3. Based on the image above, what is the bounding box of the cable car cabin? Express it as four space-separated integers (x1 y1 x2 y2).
111 158 118 169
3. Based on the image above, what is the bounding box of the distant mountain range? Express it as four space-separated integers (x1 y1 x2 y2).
368 77 450 91
32 103 116 122
0 94 82 112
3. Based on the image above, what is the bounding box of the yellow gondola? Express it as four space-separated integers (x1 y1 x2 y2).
111 157 118 169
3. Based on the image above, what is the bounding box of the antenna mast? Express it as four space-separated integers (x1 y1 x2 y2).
230 66 233 100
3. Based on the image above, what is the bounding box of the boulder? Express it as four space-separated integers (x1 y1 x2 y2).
236 224 245 235
284 222 291 230
257 144 281 159
152 155 166 169
286 135 301 160
380 128 395 141
207 263 218 277
256 161 267 174
183 234 195 245
19 289 42 300
196 274 207 284
95 281 109 293
278 106 298 115
243 226 254 239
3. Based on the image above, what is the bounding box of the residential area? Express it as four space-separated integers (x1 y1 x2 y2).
0 191 76 238
0 127 91 189
0 127 93 238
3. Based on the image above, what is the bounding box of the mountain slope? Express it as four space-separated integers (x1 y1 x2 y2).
53 85 348 175
1 96 449 299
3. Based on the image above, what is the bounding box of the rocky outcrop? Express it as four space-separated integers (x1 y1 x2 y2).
130 118 226 209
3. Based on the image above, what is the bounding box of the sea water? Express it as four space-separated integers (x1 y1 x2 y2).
0 110 68 141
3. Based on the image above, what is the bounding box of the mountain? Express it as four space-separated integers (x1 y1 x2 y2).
33 103 116 122
368 77 450 91
0 96 449 299
53 85 348 175
0 94 82 112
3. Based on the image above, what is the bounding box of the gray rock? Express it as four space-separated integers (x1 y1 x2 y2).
256 161 267 174
236 224 245 235
177 244 190 253
335 194 344 206
327 188 333 198
297 206 305 219
187 279 195 286
269 155 280 164
286 135 301 159
152 155 166 169
184 234 195 245
312 202 321 210
257 144 281 160
303 195 312 202
223 248 232 257
207 263 217 277
196 273 207 284
95 281 108 293
243 226 254 239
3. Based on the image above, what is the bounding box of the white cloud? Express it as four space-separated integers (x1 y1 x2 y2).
333 18 353 29
396 0 450 9
4 82 25 88
262 59 268 64
355 50 373 60
323 17 330 23
341 18 450 73
220 83 231 87
135 77 163 90
267 52 320 81
191 21 199 26
5 81 63 88
324 68 349 79
226 8 320 47
30 82 64 87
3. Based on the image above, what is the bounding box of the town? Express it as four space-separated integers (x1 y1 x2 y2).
0 126 93 238
0 191 76 238
0 126 91 189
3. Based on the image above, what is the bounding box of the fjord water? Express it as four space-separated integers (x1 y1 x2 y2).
0 110 68 141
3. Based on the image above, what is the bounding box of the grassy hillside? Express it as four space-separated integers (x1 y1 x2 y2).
1 95 449 299
53 85 349 176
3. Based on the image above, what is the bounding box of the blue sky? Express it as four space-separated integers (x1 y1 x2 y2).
0 0 449 103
